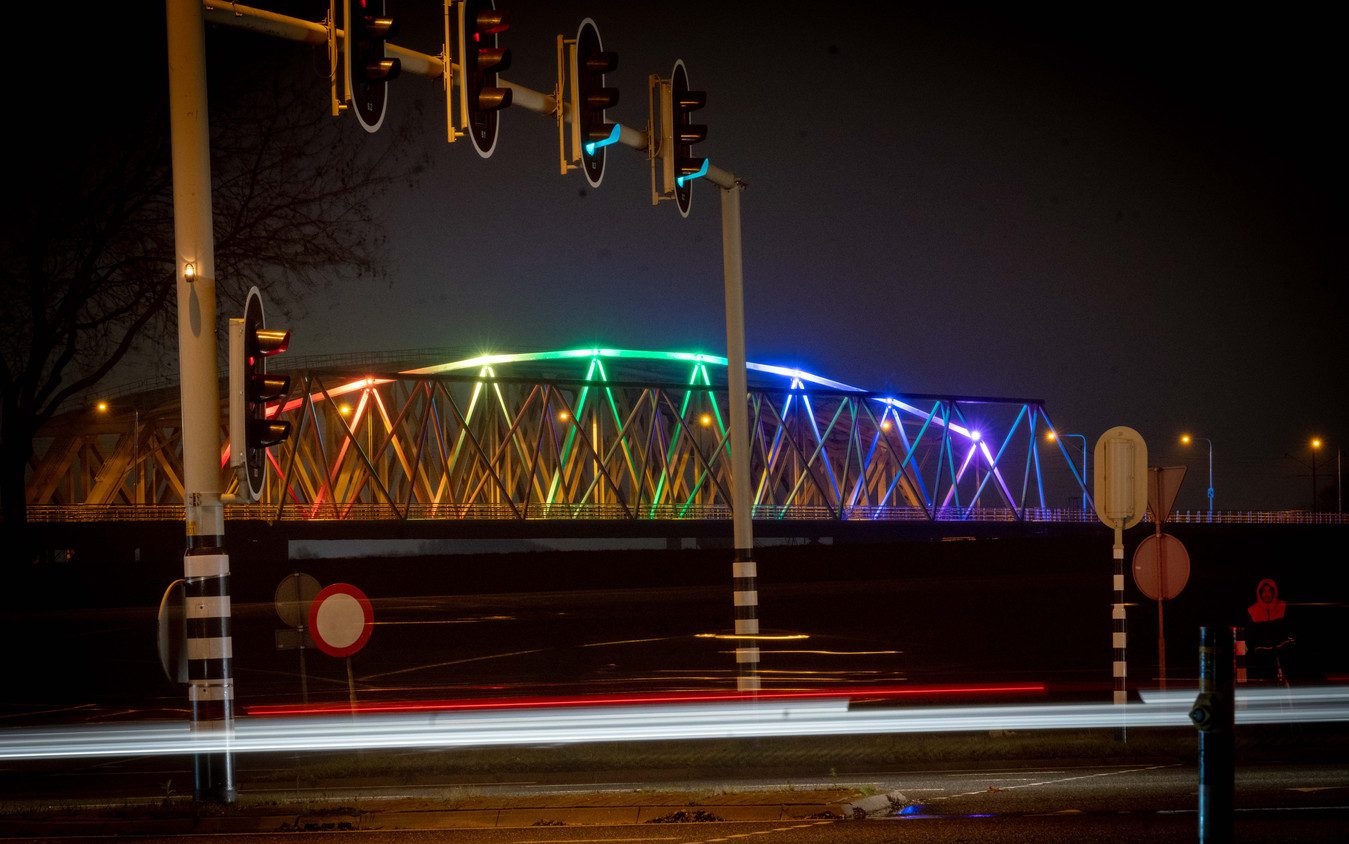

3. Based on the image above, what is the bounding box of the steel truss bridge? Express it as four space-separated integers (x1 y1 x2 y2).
30 348 1096 523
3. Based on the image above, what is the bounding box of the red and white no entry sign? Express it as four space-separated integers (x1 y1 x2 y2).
308 583 374 658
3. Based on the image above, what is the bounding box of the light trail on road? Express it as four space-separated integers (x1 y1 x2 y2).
3 686 1347 761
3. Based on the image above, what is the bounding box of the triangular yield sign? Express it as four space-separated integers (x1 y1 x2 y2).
1147 465 1187 523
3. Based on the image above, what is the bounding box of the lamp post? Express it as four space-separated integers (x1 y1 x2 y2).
1311 438 1321 514
1181 434 1214 518
1047 430 1088 512
133 407 141 504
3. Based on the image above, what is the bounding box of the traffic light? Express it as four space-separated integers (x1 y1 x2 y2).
455 0 512 158
652 60 708 217
568 18 618 188
229 288 292 502
345 0 401 133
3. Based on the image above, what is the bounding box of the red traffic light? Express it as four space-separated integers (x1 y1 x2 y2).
457 0 513 158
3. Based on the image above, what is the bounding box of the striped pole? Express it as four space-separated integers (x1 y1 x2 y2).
1233 627 1247 686
184 547 235 801
1112 533 1128 707
733 552 760 692
721 184 759 694
168 0 235 803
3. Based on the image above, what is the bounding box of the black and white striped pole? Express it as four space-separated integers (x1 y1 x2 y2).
167 0 235 803
722 184 759 694
1092 428 1148 721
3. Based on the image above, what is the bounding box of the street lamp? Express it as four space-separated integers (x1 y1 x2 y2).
97 401 141 502
1180 434 1214 518
1310 437 1323 514
1047 430 1088 512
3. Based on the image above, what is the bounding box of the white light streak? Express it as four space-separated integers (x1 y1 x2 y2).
2 688 1346 761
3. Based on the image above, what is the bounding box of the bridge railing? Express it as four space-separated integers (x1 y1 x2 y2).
24 504 1346 525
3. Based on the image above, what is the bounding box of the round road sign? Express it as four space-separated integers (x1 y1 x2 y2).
274 572 321 629
1132 533 1191 600
308 583 374 658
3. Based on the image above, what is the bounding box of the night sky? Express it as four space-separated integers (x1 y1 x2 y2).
33 3 1349 511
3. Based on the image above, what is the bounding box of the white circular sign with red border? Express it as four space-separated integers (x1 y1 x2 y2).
308 583 374 658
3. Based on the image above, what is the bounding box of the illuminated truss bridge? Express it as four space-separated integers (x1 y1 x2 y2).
29 348 1094 523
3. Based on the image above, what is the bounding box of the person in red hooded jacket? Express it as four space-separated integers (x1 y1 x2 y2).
1248 578 1287 623
1246 578 1293 684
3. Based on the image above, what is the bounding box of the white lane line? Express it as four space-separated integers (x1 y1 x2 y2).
517 838 681 843
695 819 835 843
930 763 1177 802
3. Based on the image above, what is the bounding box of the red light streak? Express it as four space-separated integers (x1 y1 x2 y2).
247 683 1045 718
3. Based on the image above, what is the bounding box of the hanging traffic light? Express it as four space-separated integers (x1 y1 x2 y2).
229 288 292 502
568 18 618 188
345 0 401 133
454 0 512 158
651 60 708 217
668 61 707 217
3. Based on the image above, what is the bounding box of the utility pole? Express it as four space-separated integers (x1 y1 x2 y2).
166 0 235 804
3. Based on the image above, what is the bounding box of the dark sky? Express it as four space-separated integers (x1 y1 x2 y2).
38 3 1349 511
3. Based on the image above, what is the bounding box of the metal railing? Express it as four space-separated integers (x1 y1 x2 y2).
25 503 1346 525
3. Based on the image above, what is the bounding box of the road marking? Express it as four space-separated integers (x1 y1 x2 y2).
1162 805 1349 814
518 837 681 843
697 820 834 843
931 763 1177 802
1289 786 1341 793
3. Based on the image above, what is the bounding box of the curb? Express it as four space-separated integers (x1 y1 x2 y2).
0 789 860 836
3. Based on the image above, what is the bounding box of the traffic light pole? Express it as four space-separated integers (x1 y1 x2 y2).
167 0 235 803
720 184 759 692
202 2 759 689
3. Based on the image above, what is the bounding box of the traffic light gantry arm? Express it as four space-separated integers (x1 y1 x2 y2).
201 1 741 190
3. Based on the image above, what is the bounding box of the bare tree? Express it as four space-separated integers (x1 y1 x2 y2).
1 17 424 531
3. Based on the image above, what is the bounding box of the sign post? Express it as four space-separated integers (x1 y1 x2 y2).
1094 427 1147 713
309 583 375 714
274 573 321 703
1137 466 1189 689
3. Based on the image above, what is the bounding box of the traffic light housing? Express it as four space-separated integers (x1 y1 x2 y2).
652 60 708 217
229 288 292 501
455 0 512 158
568 18 618 188
345 0 401 133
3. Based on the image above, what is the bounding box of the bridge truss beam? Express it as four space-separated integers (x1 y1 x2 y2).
29 350 1089 522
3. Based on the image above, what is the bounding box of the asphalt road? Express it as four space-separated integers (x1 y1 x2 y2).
5 759 1347 842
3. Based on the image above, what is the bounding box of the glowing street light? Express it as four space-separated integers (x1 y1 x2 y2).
1308 437 1339 515
1047 430 1088 512
1180 433 1214 517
